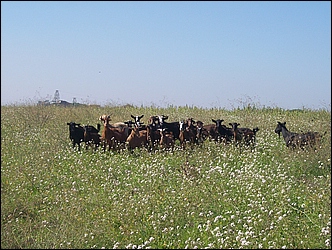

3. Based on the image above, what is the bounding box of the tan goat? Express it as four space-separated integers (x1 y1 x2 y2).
126 126 148 151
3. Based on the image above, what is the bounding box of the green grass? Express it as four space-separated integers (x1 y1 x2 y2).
1 104 331 249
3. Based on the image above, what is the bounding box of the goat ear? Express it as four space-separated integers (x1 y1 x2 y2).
212 119 216 123
131 115 135 119
229 123 232 126
139 115 144 119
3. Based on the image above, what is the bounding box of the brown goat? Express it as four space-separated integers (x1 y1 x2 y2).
201 123 219 142
195 120 207 144
229 122 242 144
243 127 259 145
158 128 175 150
229 123 259 146
100 115 129 152
126 126 148 151
179 120 196 149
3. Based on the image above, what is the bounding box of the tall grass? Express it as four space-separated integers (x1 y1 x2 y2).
1 104 331 249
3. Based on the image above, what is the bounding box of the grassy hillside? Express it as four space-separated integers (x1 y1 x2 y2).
1 104 331 249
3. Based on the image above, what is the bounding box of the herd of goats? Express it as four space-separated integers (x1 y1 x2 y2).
66 114 323 153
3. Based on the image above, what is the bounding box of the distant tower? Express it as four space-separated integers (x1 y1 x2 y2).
73 97 77 105
52 90 60 103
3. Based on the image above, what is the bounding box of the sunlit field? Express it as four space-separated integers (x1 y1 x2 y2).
1 103 331 249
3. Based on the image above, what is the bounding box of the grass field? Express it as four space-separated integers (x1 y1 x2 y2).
1 103 331 249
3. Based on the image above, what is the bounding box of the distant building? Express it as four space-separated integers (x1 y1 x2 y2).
88 104 101 107
37 100 51 106
51 90 61 104
37 90 91 107
56 100 72 106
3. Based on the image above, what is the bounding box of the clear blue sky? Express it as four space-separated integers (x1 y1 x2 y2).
1 1 331 110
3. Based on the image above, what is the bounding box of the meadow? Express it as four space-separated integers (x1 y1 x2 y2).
1 103 331 249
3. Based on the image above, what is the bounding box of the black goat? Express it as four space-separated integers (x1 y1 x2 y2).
212 119 233 143
83 124 101 150
67 122 84 150
158 115 180 141
274 121 321 149
146 120 161 150
195 120 207 144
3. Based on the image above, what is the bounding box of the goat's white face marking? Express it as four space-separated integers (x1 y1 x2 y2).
179 121 184 131
134 116 141 126
158 116 164 125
